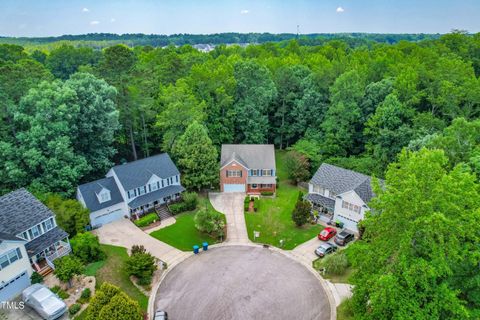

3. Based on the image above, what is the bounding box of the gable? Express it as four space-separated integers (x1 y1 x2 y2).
220 144 276 170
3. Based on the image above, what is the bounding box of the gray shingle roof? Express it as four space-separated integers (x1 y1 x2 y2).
25 227 68 257
305 193 336 210
0 188 54 236
128 185 185 208
78 177 124 212
310 163 382 204
0 232 25 243
221 144 276 170
112 153 180 191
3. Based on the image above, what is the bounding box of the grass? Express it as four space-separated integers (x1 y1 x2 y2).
312 258 354 283
92 244 148 311
244 150 323 249
337 298 355 320
83 260 106 276
150 196 226 251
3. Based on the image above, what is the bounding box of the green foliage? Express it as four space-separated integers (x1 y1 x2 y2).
51 285 70 299
39 193 89 236
169 192 198 214
69 303 81 315
30 272 43 284
318 251 350 275
291 198 312 227
348 149 480 319
78 288 91 304
284 150 310 184
46 45 100 79
71 232 105 263
133 213 158 227
194 208 225 237
130 245 146 255
261 191 274 196
125 251 157 285
53 256 84 286
86 282 142 320
172 121 218 190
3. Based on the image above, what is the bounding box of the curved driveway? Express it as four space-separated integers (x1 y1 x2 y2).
209 192 250 243
154 246 331 320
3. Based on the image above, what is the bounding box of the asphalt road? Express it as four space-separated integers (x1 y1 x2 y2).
154 246 331 320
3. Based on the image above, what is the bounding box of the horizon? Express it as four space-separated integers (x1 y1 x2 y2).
1 0 479 37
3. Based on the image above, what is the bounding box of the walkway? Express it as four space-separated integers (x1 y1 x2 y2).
209 192 250 244
93 219 191 266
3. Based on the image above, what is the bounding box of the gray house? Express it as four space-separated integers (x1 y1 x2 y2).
0 189 71 301
77 153 185 228
306 163 382 232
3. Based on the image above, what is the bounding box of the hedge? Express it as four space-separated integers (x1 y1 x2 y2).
134 213 158 227
261 191 274 196
169 192 198 214
69 303 81 315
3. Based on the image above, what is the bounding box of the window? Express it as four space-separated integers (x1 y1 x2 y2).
0 249 22 270
139 187 146 196
100 191 110 202
251 184 258 189
227 170 242 177
127 190 134 199
313 185 325 195
161 180 164 188
31 225 40 238
176 175 179 183
262 169 272 176
151 182 159 191
251 170 258 176
342 201 361 213
170 177 173 184
329 191 337 198
42 218 53 232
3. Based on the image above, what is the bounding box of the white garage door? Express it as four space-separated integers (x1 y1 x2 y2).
0 271 30 302
92 209 124 228
223 184 246 193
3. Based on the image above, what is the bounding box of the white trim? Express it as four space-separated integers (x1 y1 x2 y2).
220 159 249 170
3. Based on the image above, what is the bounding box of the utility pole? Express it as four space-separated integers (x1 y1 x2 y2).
296 25 300 39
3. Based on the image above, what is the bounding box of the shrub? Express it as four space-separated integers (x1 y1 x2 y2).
253 200 259 211
30 272 43 284
321 251 350 275
71 232 105 263
133 213 157 227
284 150 310 184
54 256 84 288
169 202 185 214
131 245 146 255
51 285 70 299
169 192 198 214
69 303 81 315
244 197 250 211
261 191 274 196
291 198 311 227
194 208 225 237
81 288 91 300
125 252 157 285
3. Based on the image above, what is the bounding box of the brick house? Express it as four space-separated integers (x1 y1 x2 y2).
220 144 276 194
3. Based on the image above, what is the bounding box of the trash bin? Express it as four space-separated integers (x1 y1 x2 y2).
202 242 208 251
193 245 199 254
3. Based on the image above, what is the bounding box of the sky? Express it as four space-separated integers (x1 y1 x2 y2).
1 0 480 37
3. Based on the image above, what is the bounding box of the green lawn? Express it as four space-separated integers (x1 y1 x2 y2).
244 150 322 249
89 244 149 311
84 260 106 276
150 196 226 251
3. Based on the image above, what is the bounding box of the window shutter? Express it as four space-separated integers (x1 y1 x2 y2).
240 170 242 177
260 170 262 176
226 171 229 178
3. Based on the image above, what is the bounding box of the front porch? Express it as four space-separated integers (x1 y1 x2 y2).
129 191 182 218
246 183 276 195
305 193 335 223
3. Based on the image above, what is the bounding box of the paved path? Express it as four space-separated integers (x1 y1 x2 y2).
291 235 322 265
93 219 191 266
209 192 250 244
155 246 331 320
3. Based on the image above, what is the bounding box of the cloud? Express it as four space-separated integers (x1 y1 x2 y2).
110 18 116 23
240 9 249 15
82 7 89 12
336 6 345 13
90 20 100 25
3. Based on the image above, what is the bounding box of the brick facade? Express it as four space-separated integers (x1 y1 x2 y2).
246 184 276 194
219 161 248 192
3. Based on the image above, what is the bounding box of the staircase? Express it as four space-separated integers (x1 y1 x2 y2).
155 205 173 221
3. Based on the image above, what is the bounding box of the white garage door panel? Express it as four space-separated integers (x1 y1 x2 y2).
92 209 124 227
0 271 30 302
223 184 246 193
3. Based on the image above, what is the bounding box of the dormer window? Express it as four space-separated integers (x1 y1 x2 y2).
98 189 111 203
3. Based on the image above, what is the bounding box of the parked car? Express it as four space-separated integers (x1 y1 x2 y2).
334 230 355 246
315 243 337 257
155 310 168 320
318 227 337 241
22 284 67 320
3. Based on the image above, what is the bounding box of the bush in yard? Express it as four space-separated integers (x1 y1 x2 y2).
182 192 198 210
125 251 157 285
71 232 105 263
285 150 311 184
51 285 70 299
133 212 157 227
86 282 142 320
244 197 250 211
130 244 146 255
320 251 350 275
194 208 225 237
54 255 84 288
30 272 43 284
69 303 81 315
81 288 91 300
261 191 274 196
291 198 312 227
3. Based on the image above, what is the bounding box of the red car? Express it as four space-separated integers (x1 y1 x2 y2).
318 227 337 241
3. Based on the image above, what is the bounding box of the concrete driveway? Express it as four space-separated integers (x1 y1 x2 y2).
155 246 332 320
291 235 322 265
209 192 250 244
93 219 191 266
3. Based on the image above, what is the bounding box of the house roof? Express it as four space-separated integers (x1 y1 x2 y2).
25 227 68 257
221 144 276 170
128 185 185 209
305 193 336 210
310 163 382 204
111 153 180 191
0 188 54 236
78 177 124 213
0 232 25 244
